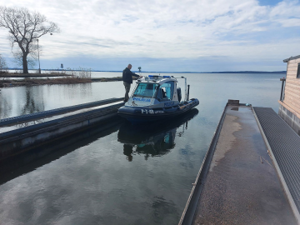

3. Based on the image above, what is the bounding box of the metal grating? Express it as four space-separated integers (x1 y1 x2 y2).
254 107 300 212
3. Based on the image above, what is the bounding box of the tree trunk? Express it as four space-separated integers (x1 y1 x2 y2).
22 54 28 74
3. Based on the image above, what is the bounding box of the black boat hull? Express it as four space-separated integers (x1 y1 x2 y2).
118 98 199 123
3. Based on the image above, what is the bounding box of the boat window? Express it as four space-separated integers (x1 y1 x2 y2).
160 82 174 100
133 83 159 97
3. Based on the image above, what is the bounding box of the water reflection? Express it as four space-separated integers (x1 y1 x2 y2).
0 94 11 119
21 86 44 114
0 118 123 185
118 109 199 161
0 83 93 119
60 83 92 100
0 86 45 118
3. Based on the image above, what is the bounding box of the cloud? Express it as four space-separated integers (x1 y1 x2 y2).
0 0 300 71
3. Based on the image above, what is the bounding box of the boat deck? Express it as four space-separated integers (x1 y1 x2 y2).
180 102 298 224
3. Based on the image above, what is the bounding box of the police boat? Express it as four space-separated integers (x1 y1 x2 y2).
117 75 199 123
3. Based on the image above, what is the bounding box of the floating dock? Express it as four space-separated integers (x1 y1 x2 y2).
180 100 300 225
0 98 124 160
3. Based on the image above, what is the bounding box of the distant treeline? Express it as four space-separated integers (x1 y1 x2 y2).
5 68 286 73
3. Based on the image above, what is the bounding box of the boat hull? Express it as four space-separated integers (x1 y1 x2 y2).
118 98 199 123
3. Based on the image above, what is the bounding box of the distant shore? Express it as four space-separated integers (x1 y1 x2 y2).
3 69 286 74
0 72 73 78
0 77 91 88
0 69 285 88
0 73 130 88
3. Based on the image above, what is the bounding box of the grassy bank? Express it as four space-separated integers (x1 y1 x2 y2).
0 72 73 78
0 75 137 88
0 77 91 88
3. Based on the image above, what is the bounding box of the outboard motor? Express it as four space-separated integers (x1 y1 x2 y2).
177 87 182 102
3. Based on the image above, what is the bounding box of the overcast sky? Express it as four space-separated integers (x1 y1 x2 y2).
0 0 300 72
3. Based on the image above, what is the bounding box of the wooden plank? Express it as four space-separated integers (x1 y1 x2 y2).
283 99 300 114
286 75 300 80
287 68 298 73
291 82 300 86
285 82 300 89
287 69 298 73
285 88 300 96
287 72 297 76
287 63 298 67
286 74 300 78
285 84 300 92
285 97 300 108
287 70 297 74
283 93 300 113
285 88 300 97
285 90 300 98
287 77 300 81
288 62 300 66
280 101 300 119
288 59 300 64
286 74 297 79
284 93 300 102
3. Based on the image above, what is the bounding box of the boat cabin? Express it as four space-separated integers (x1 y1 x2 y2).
279 55 300 135
125 75 183 108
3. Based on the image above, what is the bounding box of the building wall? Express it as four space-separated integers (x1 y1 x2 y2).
282 58 300 118
279 57 300 135
278 104 300 136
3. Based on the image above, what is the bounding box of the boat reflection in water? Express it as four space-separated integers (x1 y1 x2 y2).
118 108 199 161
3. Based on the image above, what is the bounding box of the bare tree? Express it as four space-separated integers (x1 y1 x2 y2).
13 47 37 70
0 54 7 72
0 7 59 74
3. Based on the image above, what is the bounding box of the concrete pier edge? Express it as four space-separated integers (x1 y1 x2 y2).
0 97 123 127
0 101 124 161
178 99 230 225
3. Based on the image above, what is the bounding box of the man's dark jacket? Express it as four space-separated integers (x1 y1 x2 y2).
122 68 139 84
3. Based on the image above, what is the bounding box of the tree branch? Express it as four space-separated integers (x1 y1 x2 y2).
0 6 60 74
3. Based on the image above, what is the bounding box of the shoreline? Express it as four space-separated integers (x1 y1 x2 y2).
0 75 133 88
0 72 73 78
0 78 92 88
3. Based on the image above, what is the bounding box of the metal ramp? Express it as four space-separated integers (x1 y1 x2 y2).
254 107 300 223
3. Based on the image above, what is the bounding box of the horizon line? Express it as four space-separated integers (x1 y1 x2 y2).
5 68 287 74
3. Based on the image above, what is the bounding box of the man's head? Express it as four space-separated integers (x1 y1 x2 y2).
127 64 132 70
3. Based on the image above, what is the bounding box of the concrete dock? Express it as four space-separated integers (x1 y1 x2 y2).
0 98 124 160
180 100 299 225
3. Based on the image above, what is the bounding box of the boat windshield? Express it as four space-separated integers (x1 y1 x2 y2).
133 83 159 98
160 82 174 100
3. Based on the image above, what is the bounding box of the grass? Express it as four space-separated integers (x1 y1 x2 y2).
0 77 91 88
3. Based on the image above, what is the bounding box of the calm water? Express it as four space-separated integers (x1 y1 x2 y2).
0 72 284 225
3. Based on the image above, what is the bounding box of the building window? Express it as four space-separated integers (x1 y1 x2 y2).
297 63 300 78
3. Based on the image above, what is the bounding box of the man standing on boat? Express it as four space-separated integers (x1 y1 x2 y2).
122 64 140 102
